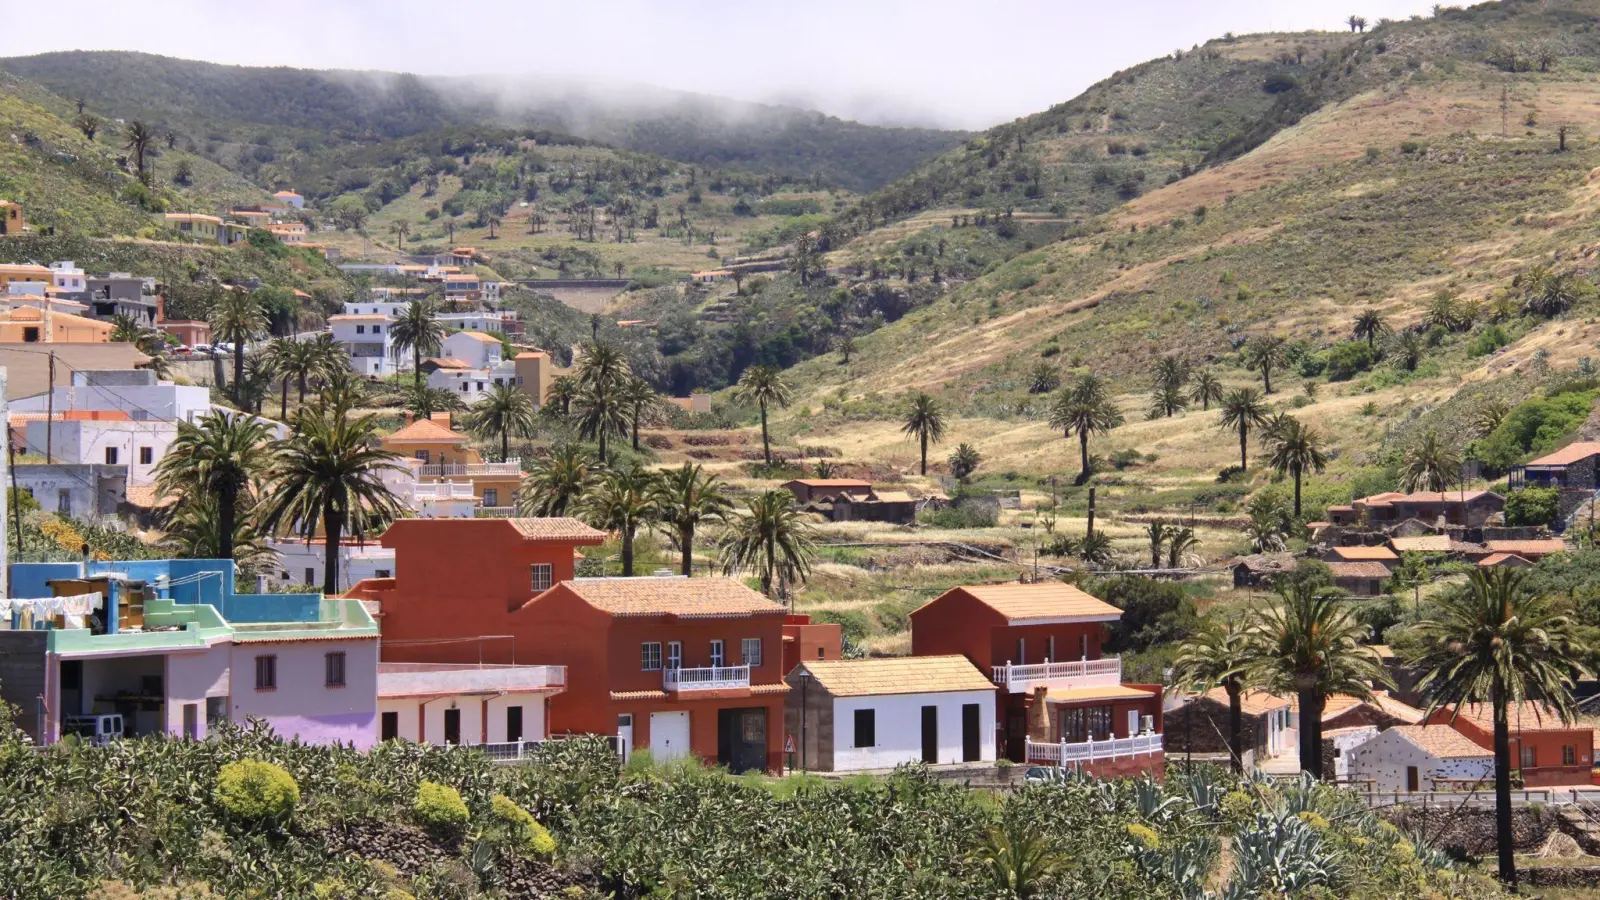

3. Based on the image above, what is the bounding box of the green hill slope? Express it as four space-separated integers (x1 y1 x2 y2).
0 51 967 192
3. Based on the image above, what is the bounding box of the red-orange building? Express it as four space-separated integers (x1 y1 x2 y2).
1425 700 1595 787
782 614 842 674
910 581 1164 775
347 518 791 772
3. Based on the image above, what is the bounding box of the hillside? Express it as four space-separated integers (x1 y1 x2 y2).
0 51 967 192
738 0 1600 515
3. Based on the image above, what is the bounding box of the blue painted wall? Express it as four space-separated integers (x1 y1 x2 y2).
8 560 323 625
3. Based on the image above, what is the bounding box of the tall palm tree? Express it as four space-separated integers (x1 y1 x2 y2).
1411 568 1591 888
257 400 404 596
154 410 274 564
617 375 661 452
517 444 593 516
1166 525 1200 568
108 313 141 344
1353 310 1386 348
901 392 947 476
1152 355 1189 392
1217 387 1269 471
1148 383 1187 419
465 383 537 462
733 365 793 467
390 221 411 249
580 461 658 577
261 337 301 421
1400 429 1461 492
161 494 277 570
572 342 632 462
544 374 578 419
1189 369 1225 411
390 299 445 389
652 463 732 577
123 120 154 184
948 443 982 484
1048 373 1125 486
1244 335 1288 394
1246 581 1390 779
1172 622 1254 772
720 489 816 602
210 291 269 404
1267 418 1328 518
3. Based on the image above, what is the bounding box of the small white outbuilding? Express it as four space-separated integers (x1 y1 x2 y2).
1347 724 1494 792
785 656 997 771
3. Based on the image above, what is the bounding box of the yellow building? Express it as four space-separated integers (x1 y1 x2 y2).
0 306 114 343
164 213 225 244
0 200 23 236
513 351 564 408
266 222 308 244
380 415 523 511
0 263 53 293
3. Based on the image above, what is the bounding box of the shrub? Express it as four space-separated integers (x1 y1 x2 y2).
1466 323 1511 357
1216 465 1246 483
215 759 299 825
1125 822 1162 848
1504 486 1559 527
919 503 998 528
1322 341 1377 381
413 781 470 835
489 795 556 857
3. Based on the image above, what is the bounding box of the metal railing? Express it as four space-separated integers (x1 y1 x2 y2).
477 506 517 517
412 482 477 500
418 460 522 477
992 657 1122 690
1026 732 1162 764
664 665 751 691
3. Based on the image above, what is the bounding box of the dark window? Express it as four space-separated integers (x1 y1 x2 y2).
324 652 346 688
443 708 461 745
710 640 725 667
507 706 524 742
304 567 315 585
483 488 498 507
381 711 399 741
817 647 825 659
104 447 119 465
1522 745 1537 768
138 446 153 465
1058 705 1113 743
641 642 662 671
375 569 392 579
853 709 875 748
962 703 981 762
255 655 277 690
1564 745 1577 766
742 638 762 667
22 327 38 343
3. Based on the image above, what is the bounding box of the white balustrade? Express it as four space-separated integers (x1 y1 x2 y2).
991 656 1122 691
1025 732 1163 765
663 665 751 691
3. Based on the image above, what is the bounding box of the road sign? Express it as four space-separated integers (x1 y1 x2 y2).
785 733 796 753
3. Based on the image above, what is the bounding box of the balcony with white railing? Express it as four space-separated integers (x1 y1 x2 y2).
377 663 566 697
411 481 478 501
418 459 522 478
1025 732 1163 765
991 656 1122 693
663 665 751 692
476 506 517 518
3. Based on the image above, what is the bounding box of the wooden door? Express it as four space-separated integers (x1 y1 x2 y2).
1406 766 1419 792
962 704 981 762
921 706 939 764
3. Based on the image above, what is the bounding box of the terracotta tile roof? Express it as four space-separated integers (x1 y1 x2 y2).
451 331 500 343
505 518 605 542
1321 692 1424 725
424 357 471 369
783 479 872 488
1526 442 1600 467
232 632 378 644
1478 553 1534 568
1044 684 1154 703
1484 539 1566 556
612 689 668 701
1442 701 1578 733
384 418 468 443
1358 490 1497 505
514 351 548 359
1389 536 1451 553
328 314 391 322
1329 545 1399 562
1200 688 1293 716
123 484 178 509
556 576 785 618
797 656 994 697
1326 561 1394 579
932 582 1123 623
1390 725 1493 759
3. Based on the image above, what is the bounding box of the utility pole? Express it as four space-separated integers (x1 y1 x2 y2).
44 351 55 464
1501 83 1510 137
1086 487 1097 540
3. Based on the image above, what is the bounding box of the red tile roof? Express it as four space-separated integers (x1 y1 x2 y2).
506 518 605 542
384 418 468 443
551 577 785 618
1326 561 1393 579
1526 442 1600 467
1390 725 1493 759
1329 546 1399 562
926 582 1123 623
1484 539 1566 556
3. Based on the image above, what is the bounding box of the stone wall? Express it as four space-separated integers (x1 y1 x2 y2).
1163 700 1265 756
1383 806 1553 856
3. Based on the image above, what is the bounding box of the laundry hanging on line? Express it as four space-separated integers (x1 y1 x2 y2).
0 593 104 618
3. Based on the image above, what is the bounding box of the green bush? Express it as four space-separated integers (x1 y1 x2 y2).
413 781 470 835
215 759 300 825
919 502 998 528
1505 486 1560 527
1466 323 1512 357
1322 341 1377 381
489 795 557 857
1470 388 1599 474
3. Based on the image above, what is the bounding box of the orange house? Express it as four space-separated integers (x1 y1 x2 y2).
380 415 522 510
911 581 1164 775
1425 700 1594 787
0 306 114 343
349 518 790 772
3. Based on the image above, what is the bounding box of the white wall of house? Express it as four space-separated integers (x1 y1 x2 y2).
830 690 995 770
1328 727 1379 782
343 301 412 318
13 464 125 518
26 419 175 486
441 332 502 369
265 540 396 591
164 643 232 738
427 362 516 404
1347 730 1494 791
12 377 213 424
377 693 548 746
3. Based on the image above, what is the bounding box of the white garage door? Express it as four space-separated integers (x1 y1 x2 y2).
650 711 691 762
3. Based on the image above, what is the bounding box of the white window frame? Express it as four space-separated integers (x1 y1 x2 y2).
666 641 682 670
710 640 725 668
741 638 762 667
530 563 552 592
641 642 662 671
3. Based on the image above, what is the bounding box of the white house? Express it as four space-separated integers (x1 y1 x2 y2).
427 360 518 404
1326 726 1380 783
785 656 997 771
12 369 222 425
436 310 517 333
329 313 398 377
47 261 86 295
273 190 305 210
26 418 176 486
12 463 126 518
440 331 503 369
376 663 565 747
265 539 396 592
1347 725 1494 792
343 300 413 318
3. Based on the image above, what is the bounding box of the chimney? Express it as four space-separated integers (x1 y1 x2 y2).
79 542 90 578
1028 685 1052 742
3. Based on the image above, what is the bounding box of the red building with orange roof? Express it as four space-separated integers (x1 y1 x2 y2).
1425 700 1596 787
348 518 793 772
910 581 1164 774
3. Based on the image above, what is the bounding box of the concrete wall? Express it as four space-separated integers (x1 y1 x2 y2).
164 644 231 738
12 464 125 518
227 638 378 748
1348 730 1494 791
377 693 548 746
265 541 394 592
828 690 995 771
0 632 47 741
26 419 174 485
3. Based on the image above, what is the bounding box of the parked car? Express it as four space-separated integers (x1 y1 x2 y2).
63 714 125 746
1023 766 1058 785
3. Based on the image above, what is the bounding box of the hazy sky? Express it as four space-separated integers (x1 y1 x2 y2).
1 0 1443 130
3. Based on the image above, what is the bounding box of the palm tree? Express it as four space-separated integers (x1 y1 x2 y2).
720 489 816 602
1400 429 1461 492
1259 410 1296 446
1267 418 1328 517
1411 568 1592 888
1148 383 1187 419
1027 362 1060 394
1244 493 1291 553
390 299 445 390
123 120 154 184
652 463 732 577
210 291 269 404
1048 373 1125 485
1152 355 1189 392
580 461 658 577
1353 310 1386 348
544 374 578 419
836 334 856 364
1075 531 1115 567
161 494 277 570
1145 520 1171 568
261 338 301 421
901 392 947 476
466 383 537 462
948 443 982 484
390 221 411 249
732 365 793 466
154 410 273 564
1244 335 1288 394
1472 398 1511 437
257 400 403 596
1390 330 1425 371
517 444 593 516
1247 581 1390 779
1217 387 1269 470
1189 369 1225 411
972 821 1065 900
618 375 661 452
1166 526 1200 568
1424 291 1463 332
108 313 141 344
1172 622 1254 772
